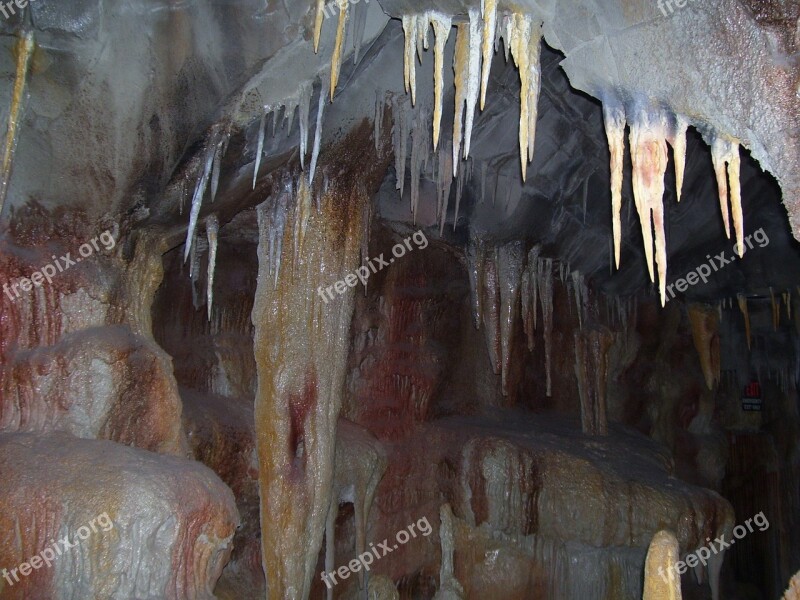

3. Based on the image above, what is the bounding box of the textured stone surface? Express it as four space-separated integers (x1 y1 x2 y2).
0 432 239 600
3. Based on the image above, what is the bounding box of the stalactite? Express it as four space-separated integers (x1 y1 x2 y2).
602 103 626 269
480 0 497 110
205 214 219 321
784 290 792 320
454 165 465 230
392 94 410 198
537 257 554 396
687 303 720 390
629 111 669 305
374 90 384 151
497 242 525 395
508 14 542 181
313 0 325 53
574 328 612 435
771 287 780 330
253 111 266 190
738 293 751 349
710 135 744 255
410 107 430 222
253 173 367 600
430 13 452 151
669 115 689 202
462 8 482 160
330 0 349 99
210 141 222 202
482 248 501 375
402 15 418 105
437 143 454 234
452 22 470 176
298 82 313 170
184 139 217 262
309 82 327 184
351 0 368 64
467 233 486 329
0 30 35 215
520 246 541 351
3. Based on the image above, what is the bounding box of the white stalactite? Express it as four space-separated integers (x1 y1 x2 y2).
330 0 349 99
205 214 219 321
669 115 689 202
711 135 744 256
463 8 482 160
629 111 669 306
602 103 626 269
185 142 216 262
309 82 327 185
430 12 452 151
480 0 497 110
298 82 313 170
253 111 266 190
508 14 542 181
402 15 418 105
452 22 470 177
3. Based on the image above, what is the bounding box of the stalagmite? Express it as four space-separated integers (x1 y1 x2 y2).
402 15 418 105
710 135 744 255
252 171 368 599
629 111 669 305
0 29 35 215
313 0 325 53
497 242 525 395
480 0 497 110
298 82 313 170
392 94 410 198
451 22 470 176
687 303 720 390
205 214 219 321
253 111 266 190
782 570 800 599
642 530 682 599
602 104 626 268
330 0 349 99
433 504 465 600
462 9 482 160
309 82 327 184
738 293 751 349
669 115 689 202
537 257 554 396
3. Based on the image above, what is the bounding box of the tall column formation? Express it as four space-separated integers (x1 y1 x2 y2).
252 175 367 599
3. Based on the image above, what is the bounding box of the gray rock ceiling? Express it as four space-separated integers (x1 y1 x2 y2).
0 0 798 302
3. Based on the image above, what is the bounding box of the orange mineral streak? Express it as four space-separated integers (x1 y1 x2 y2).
252 177 367 598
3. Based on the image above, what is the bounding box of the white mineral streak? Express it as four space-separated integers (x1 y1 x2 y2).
629 111 669 306
711 135 744 256
430 12 452 150
602 103 626 269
